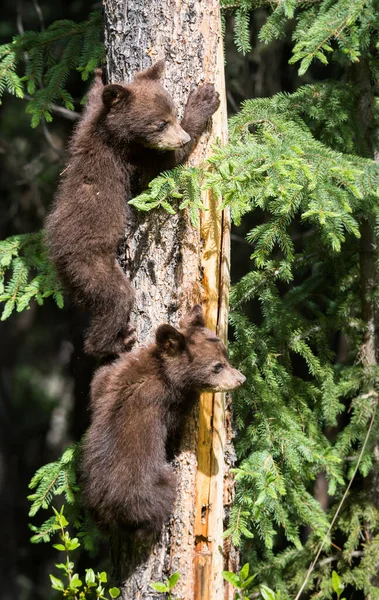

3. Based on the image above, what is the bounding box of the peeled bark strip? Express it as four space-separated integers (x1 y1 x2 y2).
104 1 233 598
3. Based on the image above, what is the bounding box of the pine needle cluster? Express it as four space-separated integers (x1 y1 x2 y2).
28 445 101 554
0 231 63 320
219 0 379 597
0 10 104 126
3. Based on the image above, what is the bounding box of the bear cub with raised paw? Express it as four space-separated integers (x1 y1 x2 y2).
45 61 220 357
80 305 245 534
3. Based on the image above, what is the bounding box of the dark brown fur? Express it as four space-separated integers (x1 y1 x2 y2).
45 62 220 356
80 306 245 534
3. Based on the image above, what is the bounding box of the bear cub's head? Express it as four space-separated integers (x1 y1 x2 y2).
101 59 190 151
155 305 246 392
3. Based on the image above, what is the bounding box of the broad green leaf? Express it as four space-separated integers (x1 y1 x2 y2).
241 574 257 589
49 575 64 591
168 572 180 589
260 585 277 600
70 574 82 589
52 544 66 551
85 569 96 585
332 571 344 595
150 582 169 593
239 563 249 581
222 571 241 587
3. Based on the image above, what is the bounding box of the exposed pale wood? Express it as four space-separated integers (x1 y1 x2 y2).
103 1 233 597
193 19 231 600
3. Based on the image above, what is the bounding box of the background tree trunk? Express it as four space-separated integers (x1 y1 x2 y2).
104 1 235 598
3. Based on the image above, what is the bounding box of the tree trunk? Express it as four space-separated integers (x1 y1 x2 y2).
104 1 235 598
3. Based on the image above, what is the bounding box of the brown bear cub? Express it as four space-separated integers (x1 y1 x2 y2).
45 61 220 357
80 306 245 534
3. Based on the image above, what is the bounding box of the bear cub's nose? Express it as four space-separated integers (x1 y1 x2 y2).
181 132 191 146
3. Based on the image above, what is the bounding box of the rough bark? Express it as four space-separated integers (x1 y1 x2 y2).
104 1 234 598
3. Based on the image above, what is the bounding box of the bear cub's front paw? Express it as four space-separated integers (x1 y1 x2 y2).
187 83 220 119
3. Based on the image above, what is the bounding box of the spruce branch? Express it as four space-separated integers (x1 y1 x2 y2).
0 10 104 125
294 396 378 599
0 231 63 319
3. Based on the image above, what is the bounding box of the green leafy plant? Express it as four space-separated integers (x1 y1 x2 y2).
150 572 180 599
331 571 346 600
222 563 257 599
260 585 281 600
47 506 119 599
28 445 102 554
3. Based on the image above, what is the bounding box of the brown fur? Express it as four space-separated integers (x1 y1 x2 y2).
80 306 245 534
45 61 220 357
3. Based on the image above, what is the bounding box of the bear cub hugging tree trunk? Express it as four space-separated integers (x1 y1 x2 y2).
45 61 220 356
80 306 245 534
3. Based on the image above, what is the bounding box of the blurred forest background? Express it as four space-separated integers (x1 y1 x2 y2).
2 0 378 599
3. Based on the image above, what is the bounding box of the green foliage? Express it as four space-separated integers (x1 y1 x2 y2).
223 563 283 600
28 445 103 555
0 10 104 126
214 1 379 599
0 231 63 320
222 563 257 599
223 94 379 594
45 506 119 599
332 571 346 600
130 167 204 227
28 446 78 523
206 95 378 238
150 572 180 599
260 586 281 600
222 0 379 76
288 0 370 75
132 87 379 241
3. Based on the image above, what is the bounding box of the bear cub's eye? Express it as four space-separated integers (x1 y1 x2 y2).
213 363 224 373
156 121 168 132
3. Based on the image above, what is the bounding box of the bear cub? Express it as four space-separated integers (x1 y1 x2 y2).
80 306 245 534
45 61 220 357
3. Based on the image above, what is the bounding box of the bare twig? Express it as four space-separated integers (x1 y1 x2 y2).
317 550 363 568
32 0 45 31
16 0 29 66
41 120 63 159
226 89 240 113
231 233 251 246
16 0 25 36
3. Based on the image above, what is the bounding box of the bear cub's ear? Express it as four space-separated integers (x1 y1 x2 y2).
179 305 205 329
135 59 165 81
102 84 131 109
156 324 185 355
